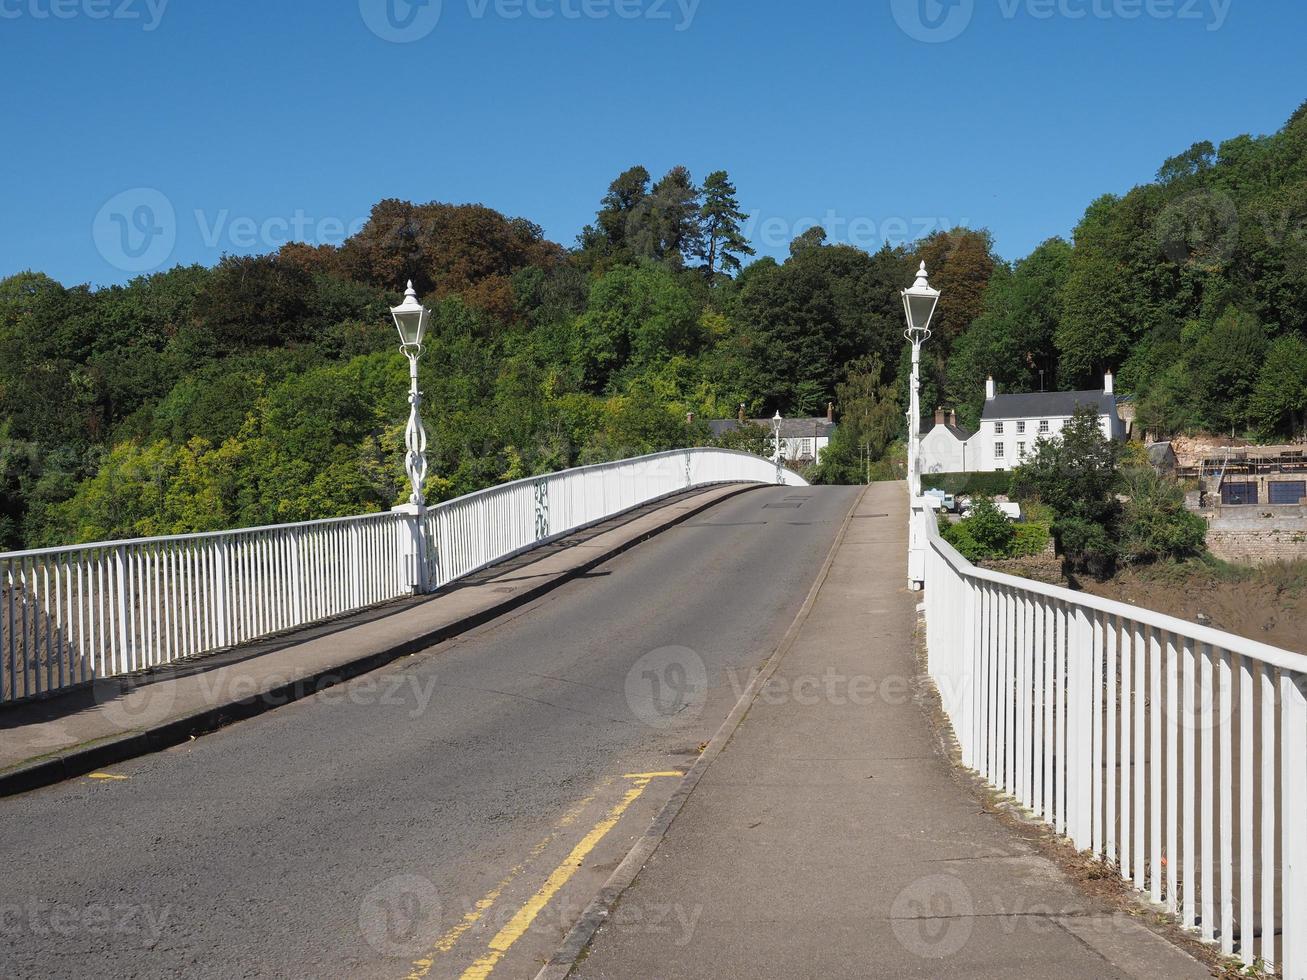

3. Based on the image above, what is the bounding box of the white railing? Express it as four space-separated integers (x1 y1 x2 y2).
916 502 1307 978
0 449 806 704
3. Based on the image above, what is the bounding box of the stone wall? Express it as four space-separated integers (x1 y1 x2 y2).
1205 511 1307 565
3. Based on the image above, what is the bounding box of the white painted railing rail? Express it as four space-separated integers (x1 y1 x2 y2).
0 449 805 704
915 501 1307 978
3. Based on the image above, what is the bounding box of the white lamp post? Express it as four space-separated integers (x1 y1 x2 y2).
391 281 431 507
902 261 940 501
772 411 784 485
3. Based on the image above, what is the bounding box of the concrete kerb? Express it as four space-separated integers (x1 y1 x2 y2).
0 484 764 798
532 484 868 980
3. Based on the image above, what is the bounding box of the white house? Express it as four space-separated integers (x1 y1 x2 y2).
920 373 1125 475
708 405 836 465
920 409 981 475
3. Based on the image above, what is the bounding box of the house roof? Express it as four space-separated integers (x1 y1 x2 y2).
708 418 836 439
981 390 1115 421
1146 442 1177 465
925 422 976 441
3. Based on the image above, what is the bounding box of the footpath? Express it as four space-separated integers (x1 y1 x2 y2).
556 482 1211 980
0 484 753 797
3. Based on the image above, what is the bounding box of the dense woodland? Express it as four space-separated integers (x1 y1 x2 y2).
2 104 1306 551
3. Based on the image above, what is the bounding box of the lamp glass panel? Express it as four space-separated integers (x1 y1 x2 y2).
904 292 939 334
394 309 426 347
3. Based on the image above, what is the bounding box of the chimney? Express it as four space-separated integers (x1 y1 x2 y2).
827 401 834 423
934 407 946 426
738 403 747 423
949 409 958 427
1104 370 1114 395
986 376 996 401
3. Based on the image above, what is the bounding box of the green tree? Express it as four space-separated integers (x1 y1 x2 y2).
811 356 901 485
1012 406 1124 577
1119 466 1208 564
697 170 754 280
1250 335 1307 440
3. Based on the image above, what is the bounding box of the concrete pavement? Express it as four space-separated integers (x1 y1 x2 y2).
563 482 1211 979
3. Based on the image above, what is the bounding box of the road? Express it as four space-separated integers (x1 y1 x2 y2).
0 485 858 980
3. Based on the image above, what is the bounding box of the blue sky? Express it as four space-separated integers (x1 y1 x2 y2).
1 0 1303 287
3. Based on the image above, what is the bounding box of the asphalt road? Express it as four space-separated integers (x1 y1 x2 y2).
0 484 858 980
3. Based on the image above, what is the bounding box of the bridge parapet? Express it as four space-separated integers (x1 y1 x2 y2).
0 450 805 704
915 506 1307 978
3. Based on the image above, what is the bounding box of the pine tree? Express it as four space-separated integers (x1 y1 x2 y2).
697 170 754 280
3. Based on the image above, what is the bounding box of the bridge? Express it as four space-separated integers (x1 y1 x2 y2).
0 451 1303 979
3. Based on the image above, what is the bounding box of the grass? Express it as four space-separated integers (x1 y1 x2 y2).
1127 553 1307 596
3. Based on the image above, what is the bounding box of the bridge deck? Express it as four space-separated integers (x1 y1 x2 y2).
569 483 1209 979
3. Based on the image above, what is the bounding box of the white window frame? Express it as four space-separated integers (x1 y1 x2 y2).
994 442 1006 459
1017 421 1026 435
1039 420 1050 434
995 421 1005 435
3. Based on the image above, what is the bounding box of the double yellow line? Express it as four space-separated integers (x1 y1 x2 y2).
406 771 682 980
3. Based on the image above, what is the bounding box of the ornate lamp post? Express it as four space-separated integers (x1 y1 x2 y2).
391 281 431 507
902 261 940 501
772 411 784 485
903 262 940 591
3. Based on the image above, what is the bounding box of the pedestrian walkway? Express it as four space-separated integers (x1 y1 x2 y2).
566 483 1210 979
0 485 751 796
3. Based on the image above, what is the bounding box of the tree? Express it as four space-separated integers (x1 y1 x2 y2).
811 356 901 485
1119 466 1208 564
735 240 909 411
573 264 701 392
1012 406 1123 577
697 170 754 280
1189 306 1269 433
947 238 1072 425
1250 335 1307 440
648 166 703 267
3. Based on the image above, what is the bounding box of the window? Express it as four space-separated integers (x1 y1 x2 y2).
1017 421 1027 435
995 422 1005 435
800 438 814 458
994 442 1005 459
1039 420 1050 434
1017 442 1026 458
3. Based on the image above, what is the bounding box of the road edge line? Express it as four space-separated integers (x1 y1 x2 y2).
532 484 869 980
0 484 763 799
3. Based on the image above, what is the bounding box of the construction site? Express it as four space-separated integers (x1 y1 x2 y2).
1168 439 1307 565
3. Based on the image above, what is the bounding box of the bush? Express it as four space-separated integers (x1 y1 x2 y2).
1119 467 1208 563
940 496 1018 562
923 472 1014 497
968 496 1016 555
1055 515 1118 579
1011 520 1052 558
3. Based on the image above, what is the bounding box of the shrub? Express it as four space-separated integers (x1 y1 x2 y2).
940 496 1017 562
1119 466 1208 563
923 472 1014 497
1055 515 1118 579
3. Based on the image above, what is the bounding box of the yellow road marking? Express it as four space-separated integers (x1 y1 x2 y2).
405 786 609 980
87 773 128 781
456 772 682 980
406 797 597 980
622 771 684 780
